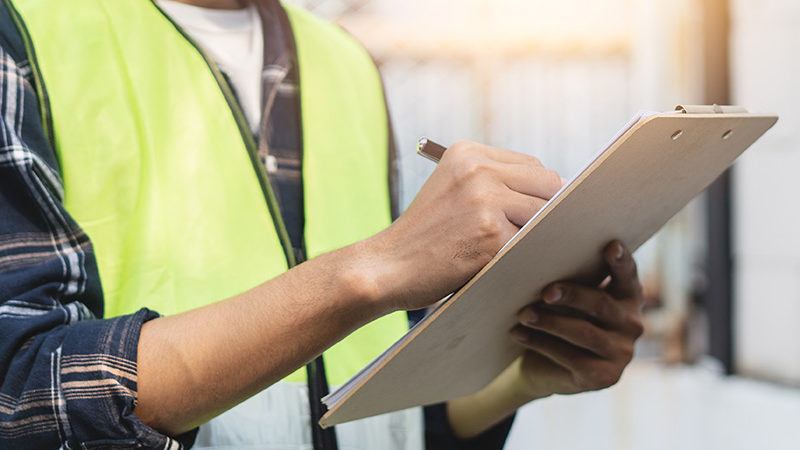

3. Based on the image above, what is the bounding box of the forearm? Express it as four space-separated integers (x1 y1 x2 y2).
135 240 389 436
446 358 539 439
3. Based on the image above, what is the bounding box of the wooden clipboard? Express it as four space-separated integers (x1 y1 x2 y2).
320 105 778 427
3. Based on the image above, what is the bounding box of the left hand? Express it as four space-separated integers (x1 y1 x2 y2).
509 240 645 399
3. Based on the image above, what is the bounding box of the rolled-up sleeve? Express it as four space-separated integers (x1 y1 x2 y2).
0 28 193 449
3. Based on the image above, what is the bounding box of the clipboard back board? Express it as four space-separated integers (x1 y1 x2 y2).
321 108 778 427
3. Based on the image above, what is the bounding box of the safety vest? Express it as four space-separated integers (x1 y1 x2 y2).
7 0 421 448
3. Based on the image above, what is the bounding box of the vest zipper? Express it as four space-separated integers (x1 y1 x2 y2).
151 1 297 269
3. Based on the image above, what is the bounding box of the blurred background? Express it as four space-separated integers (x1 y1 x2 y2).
286 0 799 448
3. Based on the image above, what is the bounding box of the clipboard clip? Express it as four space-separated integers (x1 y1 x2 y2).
675 104 748 114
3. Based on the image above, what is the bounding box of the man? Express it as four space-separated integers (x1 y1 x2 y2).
0 0 644 449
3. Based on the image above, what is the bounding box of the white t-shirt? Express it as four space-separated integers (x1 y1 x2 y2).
157 0 263 133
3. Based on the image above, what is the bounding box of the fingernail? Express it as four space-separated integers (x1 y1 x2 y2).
510 329 529 344
614 243 624 260
543 287 562 304
520 308 538 325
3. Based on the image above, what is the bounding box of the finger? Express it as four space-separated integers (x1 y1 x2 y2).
510 327 595 372
540 283 627 328
519 350 572 382
474 143 545 167
496 220 521 250
603 241 643 301
517 307 617 358
502 190 549 228
495 162 563 200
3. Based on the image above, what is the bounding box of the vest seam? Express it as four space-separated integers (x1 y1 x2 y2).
149 0 297 269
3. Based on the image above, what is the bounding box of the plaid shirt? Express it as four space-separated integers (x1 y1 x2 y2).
0 2 512 449
0 4 186 449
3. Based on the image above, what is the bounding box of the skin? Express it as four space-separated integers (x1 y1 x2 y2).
136 139 643 437
138 0 646 440
447 242 644 438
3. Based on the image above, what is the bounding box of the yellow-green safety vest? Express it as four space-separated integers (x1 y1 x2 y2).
6 0 409 389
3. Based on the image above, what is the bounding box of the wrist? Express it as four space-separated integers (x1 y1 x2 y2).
327 237 401 318
446 358 528 439
506 357 551 403
345 226 418 312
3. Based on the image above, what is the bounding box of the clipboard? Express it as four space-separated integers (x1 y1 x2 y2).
320 105 778 427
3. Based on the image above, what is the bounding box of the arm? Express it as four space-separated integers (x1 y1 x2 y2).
135 140 564 435
1 31 561 446
135 242 386 433
446 241 645 439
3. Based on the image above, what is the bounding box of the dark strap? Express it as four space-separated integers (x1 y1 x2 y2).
307 356 338 450
253 2 338 449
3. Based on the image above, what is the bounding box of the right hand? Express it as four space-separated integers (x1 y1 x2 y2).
360 140 563 311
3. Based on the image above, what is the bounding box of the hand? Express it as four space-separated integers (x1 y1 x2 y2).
510 241 644 399
358 141 563 312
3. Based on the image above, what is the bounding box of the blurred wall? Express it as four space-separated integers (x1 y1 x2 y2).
731 0 800 384
504 361 800 450
284 0 800 448
292 0 710 340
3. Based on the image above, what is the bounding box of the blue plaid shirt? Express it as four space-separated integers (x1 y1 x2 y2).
0 2 512 449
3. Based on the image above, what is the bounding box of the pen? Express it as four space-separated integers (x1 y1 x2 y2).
416 138 447 163
419 138 570 188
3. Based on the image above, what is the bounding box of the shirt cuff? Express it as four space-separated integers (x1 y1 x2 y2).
59 308 198 449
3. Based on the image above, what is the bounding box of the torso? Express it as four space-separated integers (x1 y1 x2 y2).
156 3 423 450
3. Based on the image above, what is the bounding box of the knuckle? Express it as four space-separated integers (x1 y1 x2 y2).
524 154 543 167
577 325 598 345
618 342 636 364
476 211 503 242
454 160 489 184
531 313 554 331
449 140 477 155
591 297 612 319
532 197 548 212
464 187 491 207
600 370 623 389
542 169 562 189
575 363 623 391
571 357 592 376
629 315 645 338
596 334 615 356
591 367 621 390
573 375 592 391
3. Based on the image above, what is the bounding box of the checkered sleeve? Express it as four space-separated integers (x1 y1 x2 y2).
0 43 193 449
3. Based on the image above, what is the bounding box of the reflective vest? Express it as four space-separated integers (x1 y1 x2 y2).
8 0 421 448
